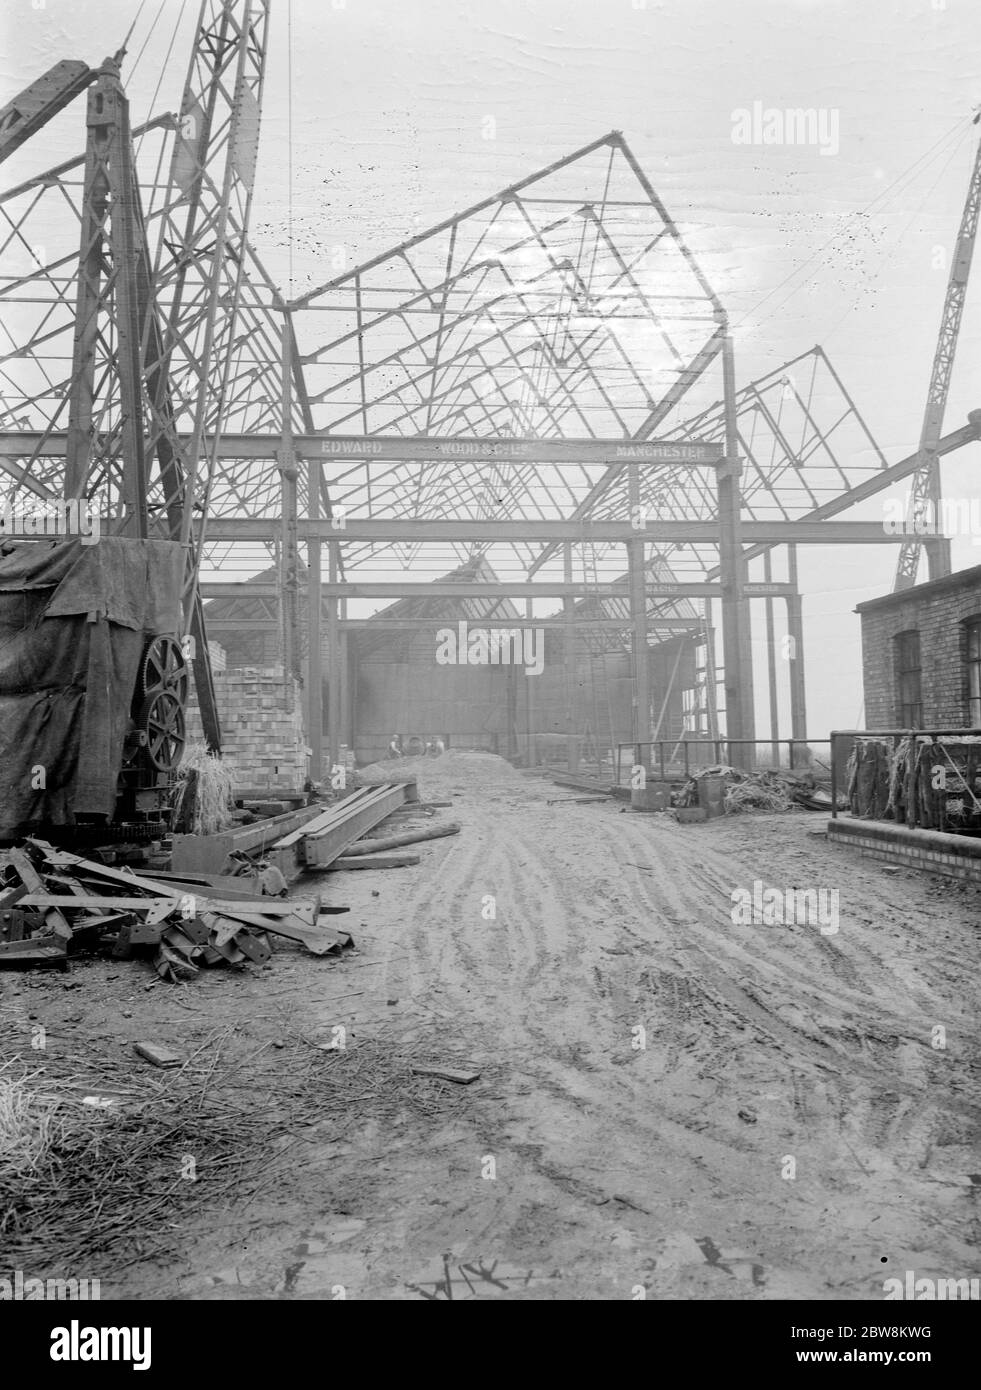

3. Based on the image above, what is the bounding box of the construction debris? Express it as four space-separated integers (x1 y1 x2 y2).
674 765 824 816
410 1064 481 1085
0 839 353 980
133 1041 183 1069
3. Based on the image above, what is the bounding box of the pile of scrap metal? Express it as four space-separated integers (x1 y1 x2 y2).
674 764 832 814
0 840 351 979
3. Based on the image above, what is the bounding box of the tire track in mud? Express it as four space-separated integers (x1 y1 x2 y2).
398 780 979 1148
341 756 979 1285
603 819 977 1079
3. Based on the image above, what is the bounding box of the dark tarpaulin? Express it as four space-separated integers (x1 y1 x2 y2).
0 536 184 836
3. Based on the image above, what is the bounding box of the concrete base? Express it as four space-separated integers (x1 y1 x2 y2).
630 783 671 812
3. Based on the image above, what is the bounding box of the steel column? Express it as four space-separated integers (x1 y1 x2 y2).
327 541 341 773
563 542 577 766
627 461 651 764
306 457 323 782
763 551 780 765
786 544 807 748
718 328 754 764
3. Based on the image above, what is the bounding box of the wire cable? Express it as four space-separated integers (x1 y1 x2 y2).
133 0 190 156
822 124 975 347
735 113 973 332
288 0 295 298
118 0 150 59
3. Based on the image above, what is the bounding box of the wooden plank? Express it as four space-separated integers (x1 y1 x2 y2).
341 822 460 856
133 1041 182 1068
330 853 421 870
410 1064 481 1085
387 801 454 812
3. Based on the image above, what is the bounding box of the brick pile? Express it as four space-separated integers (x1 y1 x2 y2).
185 665 310 793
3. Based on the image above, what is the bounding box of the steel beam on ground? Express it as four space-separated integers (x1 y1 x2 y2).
302 783 411 869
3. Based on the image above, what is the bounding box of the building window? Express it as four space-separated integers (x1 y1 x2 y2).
894 630 922 727
965 617 981 727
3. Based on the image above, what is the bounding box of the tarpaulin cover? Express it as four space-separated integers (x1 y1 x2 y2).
0 537 184 836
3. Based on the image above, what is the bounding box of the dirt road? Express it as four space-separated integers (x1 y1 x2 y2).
9 751 978 1300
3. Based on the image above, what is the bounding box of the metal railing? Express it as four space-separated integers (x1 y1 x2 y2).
615 738 830 787
829 727 981 820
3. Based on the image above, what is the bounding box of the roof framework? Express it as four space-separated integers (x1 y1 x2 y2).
4 19 969 770
3 110 892 589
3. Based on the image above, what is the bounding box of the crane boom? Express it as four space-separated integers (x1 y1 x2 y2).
894 131 981 589
143 0 272 750
0 60 94 165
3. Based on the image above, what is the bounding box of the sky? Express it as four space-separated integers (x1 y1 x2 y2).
3 0 981 737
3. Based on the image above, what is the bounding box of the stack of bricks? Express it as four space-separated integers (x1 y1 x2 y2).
185 665 310 793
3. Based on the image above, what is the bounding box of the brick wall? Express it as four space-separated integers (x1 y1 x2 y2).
827 816 981 883
186 665 309 793
857 566 981 727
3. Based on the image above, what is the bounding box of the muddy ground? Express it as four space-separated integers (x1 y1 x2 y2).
2 750 979 1300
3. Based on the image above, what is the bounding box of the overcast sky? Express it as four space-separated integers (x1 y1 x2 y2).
4 0 981 734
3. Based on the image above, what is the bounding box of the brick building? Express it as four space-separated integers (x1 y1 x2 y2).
856 563 981 728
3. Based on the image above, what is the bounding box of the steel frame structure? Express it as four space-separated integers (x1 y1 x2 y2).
3 12 981 783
